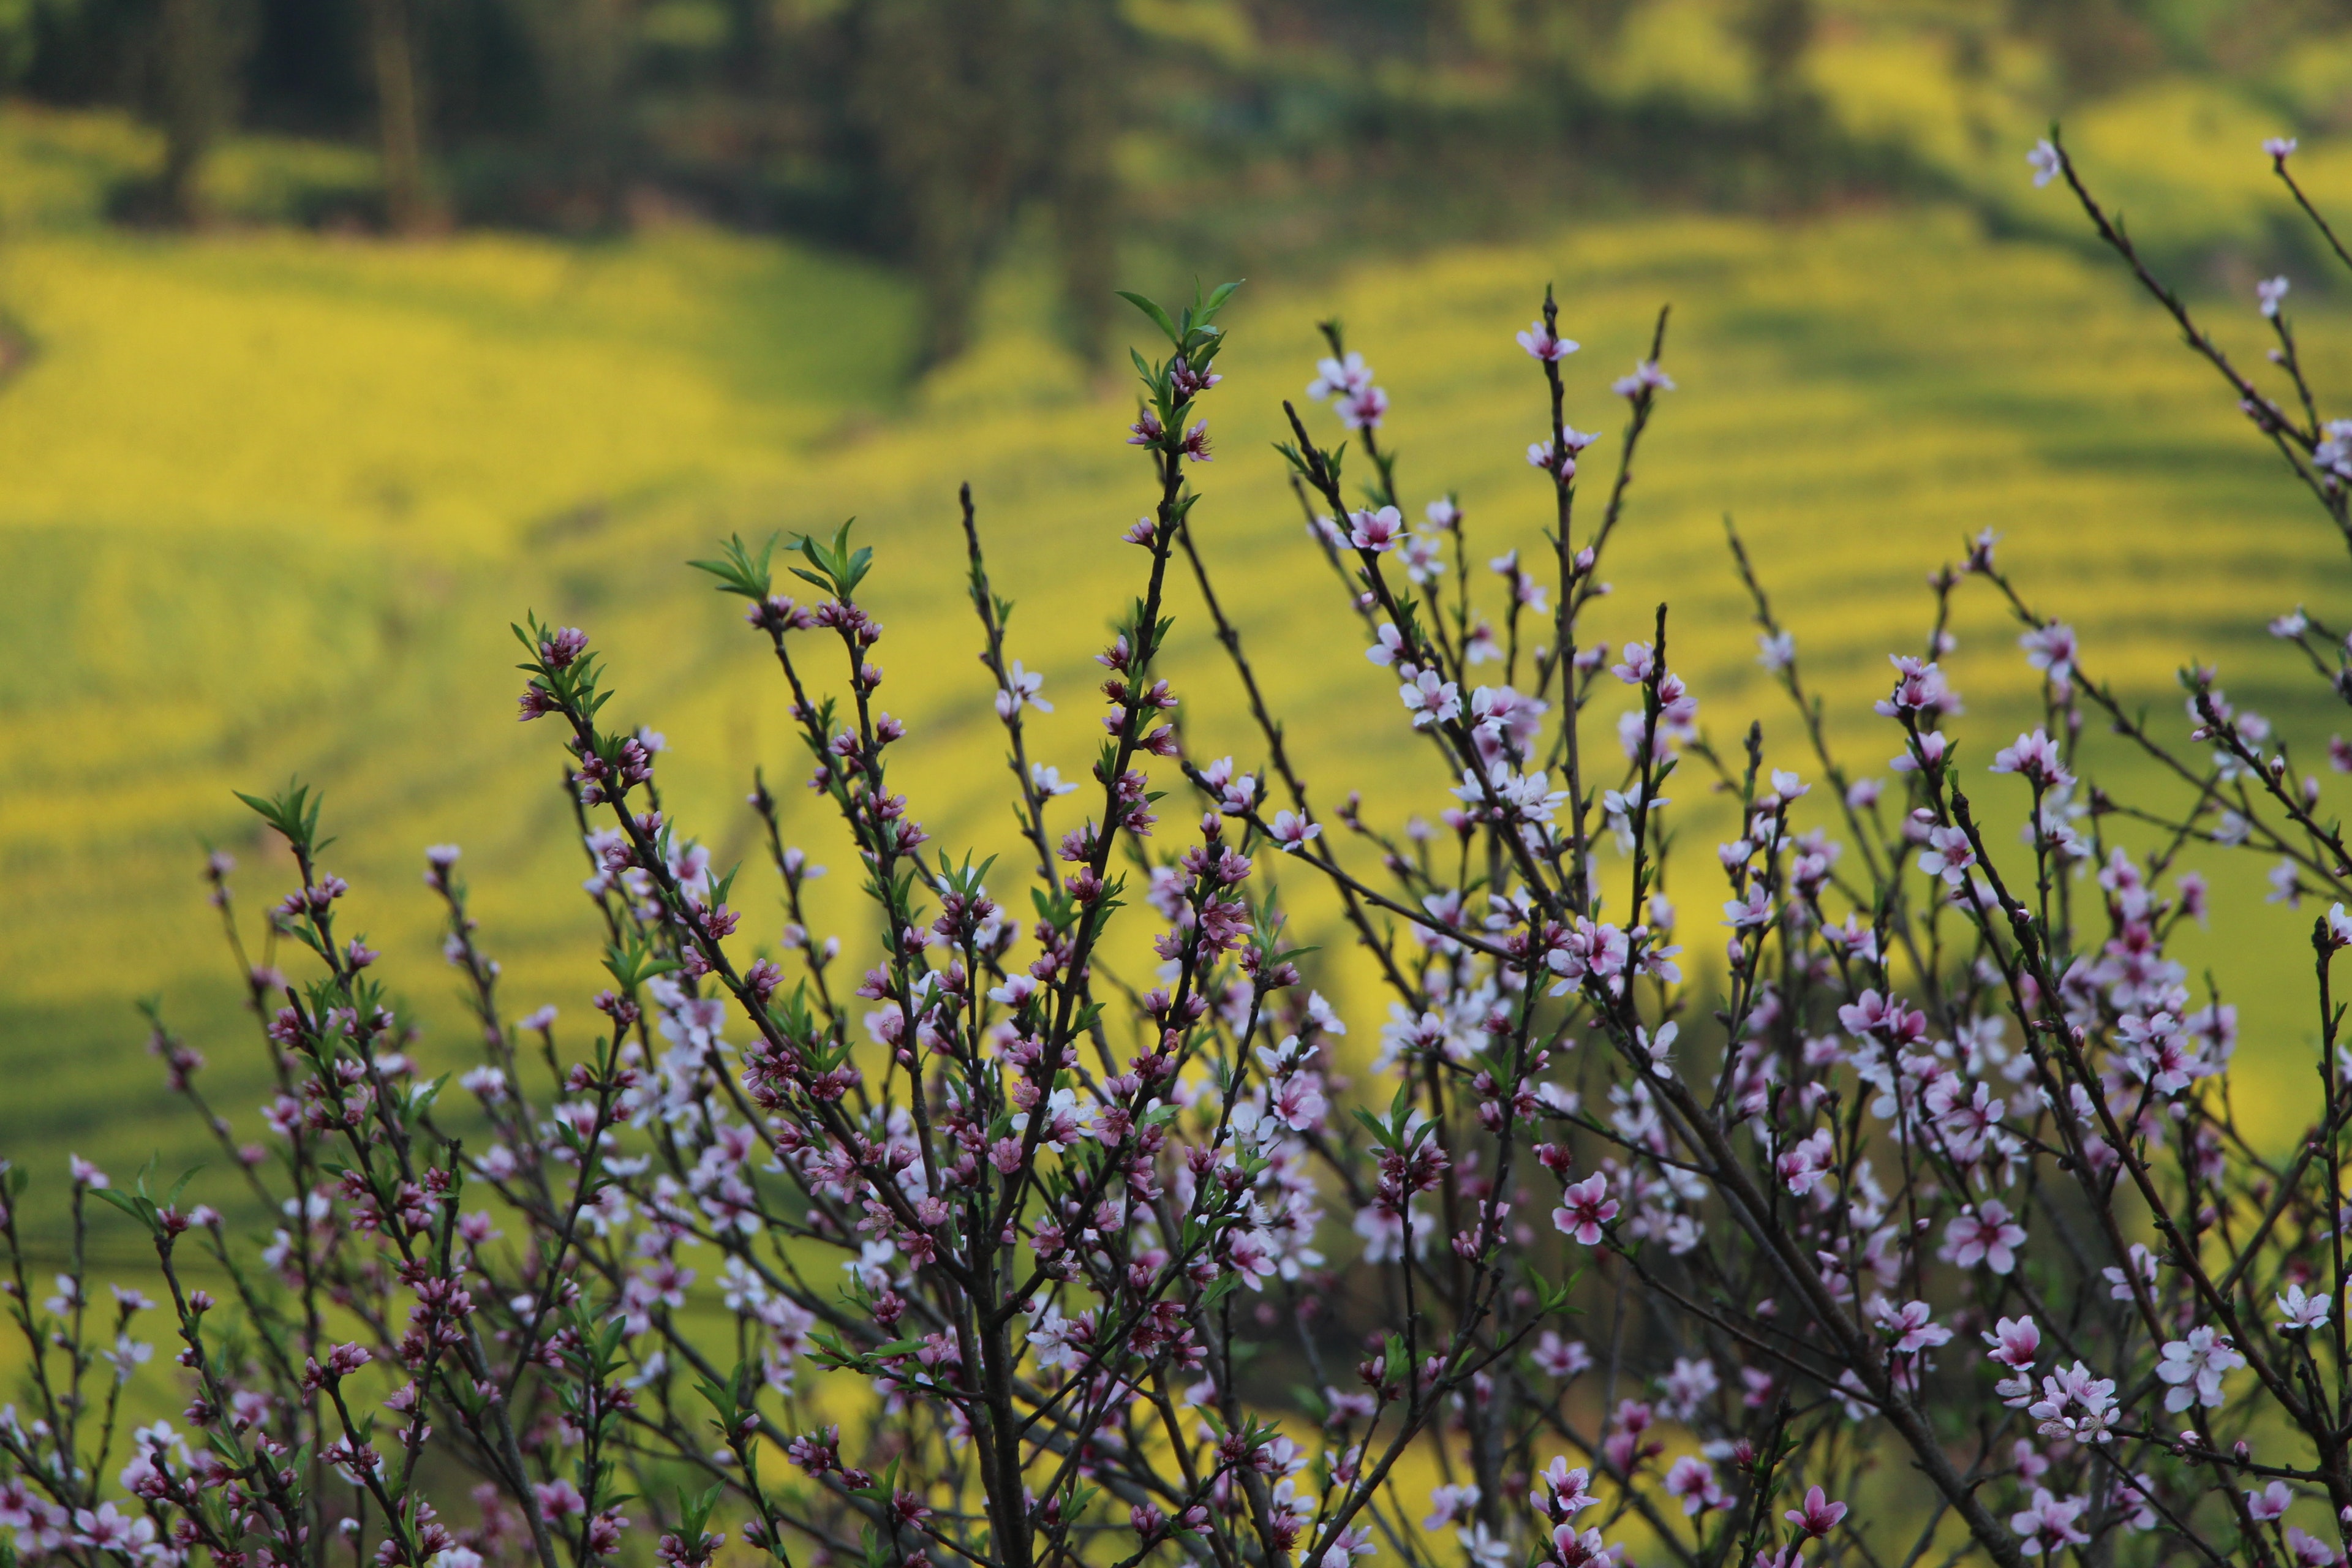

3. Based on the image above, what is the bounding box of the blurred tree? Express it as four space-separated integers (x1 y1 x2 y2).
1740 0 1809 96
513 0 637 225
1738 0 1823 198
157 0 247 222
1036 0 1118 362
2146 0 2337 77
2007 0 2160 99
0 0 72 78
845 0 1123 366
1452 0 1642 61
413 0 540 148
0 0 2161 371
847 0 1025 364
362 0 437 230
247 0 366 134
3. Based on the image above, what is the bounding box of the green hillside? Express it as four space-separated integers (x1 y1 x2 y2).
6 95 2352 1204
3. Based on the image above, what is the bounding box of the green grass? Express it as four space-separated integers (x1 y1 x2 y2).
6 100 2352 1223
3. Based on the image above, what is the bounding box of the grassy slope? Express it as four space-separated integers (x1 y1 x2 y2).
5 92 2352 1206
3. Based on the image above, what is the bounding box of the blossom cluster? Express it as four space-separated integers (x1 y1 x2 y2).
7 143 2352 1568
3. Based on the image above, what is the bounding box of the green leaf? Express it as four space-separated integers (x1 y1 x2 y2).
687 533 778 600
1117 291 1182 348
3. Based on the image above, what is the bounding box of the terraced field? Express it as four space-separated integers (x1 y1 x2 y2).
7 99 2352 1213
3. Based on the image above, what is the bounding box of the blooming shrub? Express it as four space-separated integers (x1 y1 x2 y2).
8 138 2352 1568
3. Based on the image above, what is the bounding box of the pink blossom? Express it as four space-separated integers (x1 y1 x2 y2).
1306 1525 1377 1568
1942 1200 2026 1275
1719 881 1771 932
1540 1459 1596 1517
2155 1328 2244 1411
1611 643 1657 684
1551 1524 1609 1568
1777 1128 1835 1196
2009 1489 2089 1554
1612 360 1675 398
2022 1363 2117 1448
1532 1332 1591 1380
2019 624 2077 692
1890 731 1947 774
1877 655 1956 717
1517 321 1578 362
1916 825 1977 888
1983 1315 2041 1370
995 660 1052 718
1306 352 1371 401
1869 1297 1952 1355
1401 670 1461 728
1269 811 1321 853
2247 1482 2294 1523
2119 1011 2198 1095
1991 729 2070 789
1551 1174 1619 1245
534 1480 587 1521
1349 506 1404 552
2277 1283 2333 1332
1423 1483 1480 1531
1663 1456 1721 1516
72 1502 154 1555
1783 1486 1847 1538
1338 385 1390 431
2108 1472 2155 1531
2286 1529 2339 1568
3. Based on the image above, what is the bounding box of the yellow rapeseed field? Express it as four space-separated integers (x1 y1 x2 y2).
7 68 2352 1188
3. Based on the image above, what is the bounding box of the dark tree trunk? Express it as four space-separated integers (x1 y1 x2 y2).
159 0 228 225
364 0 438 232
851 0 1025 366
1039 0 1120 364
521 0 636 228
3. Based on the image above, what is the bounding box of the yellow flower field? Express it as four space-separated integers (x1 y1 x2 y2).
4 93 2349 1196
